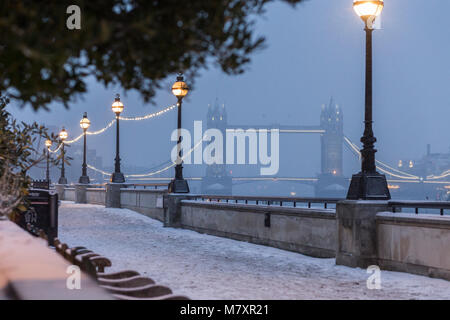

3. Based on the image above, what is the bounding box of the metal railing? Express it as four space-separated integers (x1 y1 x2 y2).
63 183 168 190
190 195 342 209
87 183 107 189
124 183 168 190
189 196 450 215
389 201 450 216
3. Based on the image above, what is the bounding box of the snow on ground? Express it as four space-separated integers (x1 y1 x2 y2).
58 201 450 300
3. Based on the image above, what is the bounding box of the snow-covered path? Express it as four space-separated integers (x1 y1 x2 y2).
58 202 450 300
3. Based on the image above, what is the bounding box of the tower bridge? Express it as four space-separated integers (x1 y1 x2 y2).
199 99 450 199
201 98 346 196
75 97 450 199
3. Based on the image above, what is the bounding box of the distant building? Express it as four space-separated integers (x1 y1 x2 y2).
395 144 450 200
398 144 450 179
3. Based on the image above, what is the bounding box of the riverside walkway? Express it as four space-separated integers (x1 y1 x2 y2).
58 201 450 300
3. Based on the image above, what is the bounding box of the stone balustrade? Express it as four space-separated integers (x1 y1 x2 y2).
55 184 450 281
376 212 450 280
179 200 336 258
120 188 167 222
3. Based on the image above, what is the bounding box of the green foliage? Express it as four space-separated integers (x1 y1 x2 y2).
0 0 303 110
0 96 57 217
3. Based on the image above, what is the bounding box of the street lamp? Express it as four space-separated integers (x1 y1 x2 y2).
58 127 68 185
168 73 190 193
111 94 125 183
79 112 91 184
347 0 390 200
45 139 52 183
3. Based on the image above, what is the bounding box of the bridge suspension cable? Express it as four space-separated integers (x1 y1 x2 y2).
344 136 420 180
87 134 205 178
86 164 112 176
52 112 449 183
344 136 361 159
375 159 419 179
427 170 450 180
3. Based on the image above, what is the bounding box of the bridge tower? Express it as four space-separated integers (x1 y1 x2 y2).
320 98 343 176
316 98 347 197
201 100 233 195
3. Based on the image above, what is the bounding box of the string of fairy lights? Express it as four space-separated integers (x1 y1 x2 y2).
120 104 177 121
48 104 177 150
427 169 450 180
344 136 420 180
45 73 194 183
63 119 117 145
48 143 63 154
45 101 449 182
46 97 203 178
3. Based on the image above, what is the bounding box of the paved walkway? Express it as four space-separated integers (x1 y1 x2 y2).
58 202 450 300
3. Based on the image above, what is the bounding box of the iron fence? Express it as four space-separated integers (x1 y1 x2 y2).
191 195 342 209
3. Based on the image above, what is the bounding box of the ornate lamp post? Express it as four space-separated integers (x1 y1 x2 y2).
168 73 190 193
58 127 68 185
45 139 52 183
111 94 125 183
79 112 91 184
347 0 390 200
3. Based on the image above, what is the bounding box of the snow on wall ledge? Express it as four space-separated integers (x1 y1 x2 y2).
179 200 337 258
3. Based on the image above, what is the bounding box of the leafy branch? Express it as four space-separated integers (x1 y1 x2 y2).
0 96 57 217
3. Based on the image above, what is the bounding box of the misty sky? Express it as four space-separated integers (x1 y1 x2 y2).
8 0 450 179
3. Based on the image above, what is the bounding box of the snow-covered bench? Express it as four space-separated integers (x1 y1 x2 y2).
53 238 189 300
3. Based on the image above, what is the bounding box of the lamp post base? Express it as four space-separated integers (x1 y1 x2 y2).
168 178 190 194
58 177 68 185
78 175 90 184
111 172 125 183
346 172 391 200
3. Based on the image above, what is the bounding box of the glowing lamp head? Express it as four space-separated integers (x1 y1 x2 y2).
80 112 91 130
59 127 68 141
45 139 52 148
353 0 384 24
171 74 189 99
111 94 124 114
